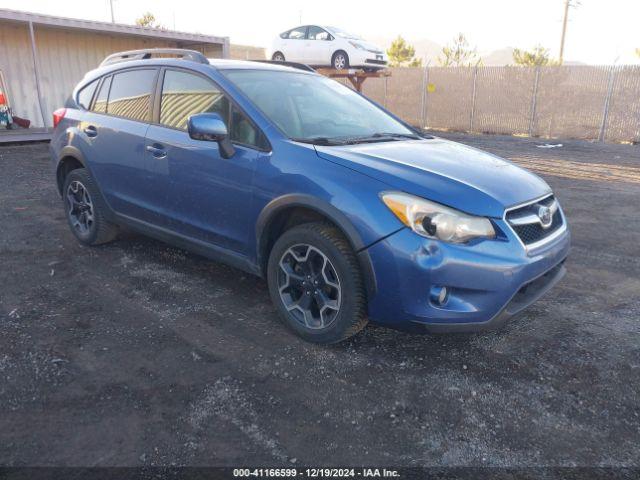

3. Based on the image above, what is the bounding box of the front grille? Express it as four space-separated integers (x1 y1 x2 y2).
365 59 387 65
511 209 563 244
506 195 564 247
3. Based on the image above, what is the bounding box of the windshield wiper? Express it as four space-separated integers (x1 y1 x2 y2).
335 133 420 145
371 132 421 139
291 136 345 146
292 133 421 146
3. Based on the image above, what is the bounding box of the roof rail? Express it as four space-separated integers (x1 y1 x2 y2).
100 48 209 67
251 60 316 73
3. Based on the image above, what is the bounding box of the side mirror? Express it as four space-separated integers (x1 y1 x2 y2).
187 112 235 158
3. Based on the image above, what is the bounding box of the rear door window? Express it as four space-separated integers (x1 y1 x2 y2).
77 80 99 110
288 26 307 40
107 69 157 122
91 76 111 114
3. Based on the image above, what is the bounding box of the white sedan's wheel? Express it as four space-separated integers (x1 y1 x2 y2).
332 51 349 70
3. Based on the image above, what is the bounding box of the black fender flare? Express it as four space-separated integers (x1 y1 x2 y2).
55 145 89 195
55 146 116 222
255 194 377 297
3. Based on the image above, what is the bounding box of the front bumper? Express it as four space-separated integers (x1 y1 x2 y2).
349 49 388 68
363 218 570 332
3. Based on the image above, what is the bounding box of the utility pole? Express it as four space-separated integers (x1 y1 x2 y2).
109 0 115 23
559 0 580 64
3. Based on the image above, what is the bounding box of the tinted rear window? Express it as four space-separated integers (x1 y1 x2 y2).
92 76 111 114
107 69 156 122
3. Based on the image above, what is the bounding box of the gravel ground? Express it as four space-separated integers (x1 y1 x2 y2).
0 133 639 468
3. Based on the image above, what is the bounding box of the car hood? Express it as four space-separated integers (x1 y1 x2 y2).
315 138 551 218
353 40 384 53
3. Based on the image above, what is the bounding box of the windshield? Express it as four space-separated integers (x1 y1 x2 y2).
327 26 362 40
222 70 417 144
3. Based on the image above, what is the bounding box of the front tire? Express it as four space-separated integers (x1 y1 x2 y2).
267 223 368 343
332 51 349 70
62 168 118 246
272 52 285 62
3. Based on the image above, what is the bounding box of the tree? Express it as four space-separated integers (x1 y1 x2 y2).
387 36 423 67
135 12 164 29
512 45 558 66
437 33 481 67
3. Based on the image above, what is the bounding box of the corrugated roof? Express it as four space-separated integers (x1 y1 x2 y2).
0 8 228 45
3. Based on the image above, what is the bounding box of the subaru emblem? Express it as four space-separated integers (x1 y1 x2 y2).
538 205 552 228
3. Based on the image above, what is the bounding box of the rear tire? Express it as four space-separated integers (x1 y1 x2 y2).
332 51 349 70
267 222 368 344
62 168 118 246
272 52 285 62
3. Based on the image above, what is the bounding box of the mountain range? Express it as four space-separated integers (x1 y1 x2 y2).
369 37 584 66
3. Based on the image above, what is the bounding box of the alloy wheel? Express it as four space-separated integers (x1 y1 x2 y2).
277 244 342 330
66 180 94 235
334 54 346 69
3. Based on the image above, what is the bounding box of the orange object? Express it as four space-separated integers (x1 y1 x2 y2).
0 92 6 105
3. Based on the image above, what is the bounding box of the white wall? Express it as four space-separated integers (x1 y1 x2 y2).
0 21 224 128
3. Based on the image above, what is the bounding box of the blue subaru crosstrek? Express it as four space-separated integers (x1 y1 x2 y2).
50 49 570 343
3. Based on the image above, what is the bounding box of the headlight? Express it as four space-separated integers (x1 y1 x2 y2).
381 192 496 243
348 41 366 50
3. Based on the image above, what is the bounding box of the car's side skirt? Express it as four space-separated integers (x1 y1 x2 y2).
115 213 261 277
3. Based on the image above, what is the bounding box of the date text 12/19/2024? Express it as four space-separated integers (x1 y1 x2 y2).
233 468 400 478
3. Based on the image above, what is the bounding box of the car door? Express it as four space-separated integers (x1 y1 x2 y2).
83 68 159 222
144 68 264 253
305 26 334 65
282 25 308 62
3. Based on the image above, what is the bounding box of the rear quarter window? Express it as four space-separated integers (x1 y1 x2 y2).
77 80 99 110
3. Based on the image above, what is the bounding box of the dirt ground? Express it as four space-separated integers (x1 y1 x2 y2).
0 133 639 468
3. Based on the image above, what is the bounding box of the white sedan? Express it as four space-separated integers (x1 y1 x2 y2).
269 25 388 70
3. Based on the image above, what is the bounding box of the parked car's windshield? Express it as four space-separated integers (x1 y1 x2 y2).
222 70 417 144
327 26 362 40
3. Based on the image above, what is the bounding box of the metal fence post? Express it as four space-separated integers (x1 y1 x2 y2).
470 66 478 132
599 66 616 143
420 65 428 128
28 21 47 128
528 66 541 137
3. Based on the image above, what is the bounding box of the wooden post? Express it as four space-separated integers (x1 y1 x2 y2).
315 68 391 95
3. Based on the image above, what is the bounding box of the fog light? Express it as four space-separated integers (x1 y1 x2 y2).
430 286 449 306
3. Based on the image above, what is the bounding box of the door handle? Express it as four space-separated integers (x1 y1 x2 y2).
146 144 167 159
83 125 97 137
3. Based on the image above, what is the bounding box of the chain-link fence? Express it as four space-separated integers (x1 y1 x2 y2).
360 65 640 143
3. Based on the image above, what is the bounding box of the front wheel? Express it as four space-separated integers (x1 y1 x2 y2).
267 222 368 343
272 52 285 62
332 51 349 70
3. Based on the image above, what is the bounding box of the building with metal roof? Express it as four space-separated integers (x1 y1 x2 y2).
0 8 229 142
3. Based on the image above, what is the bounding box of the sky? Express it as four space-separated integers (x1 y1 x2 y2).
0 0 638 64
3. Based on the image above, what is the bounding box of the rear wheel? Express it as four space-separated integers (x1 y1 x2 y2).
332 51 349 70
272 52 285 62
63 168 118 245
267 222 368 343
